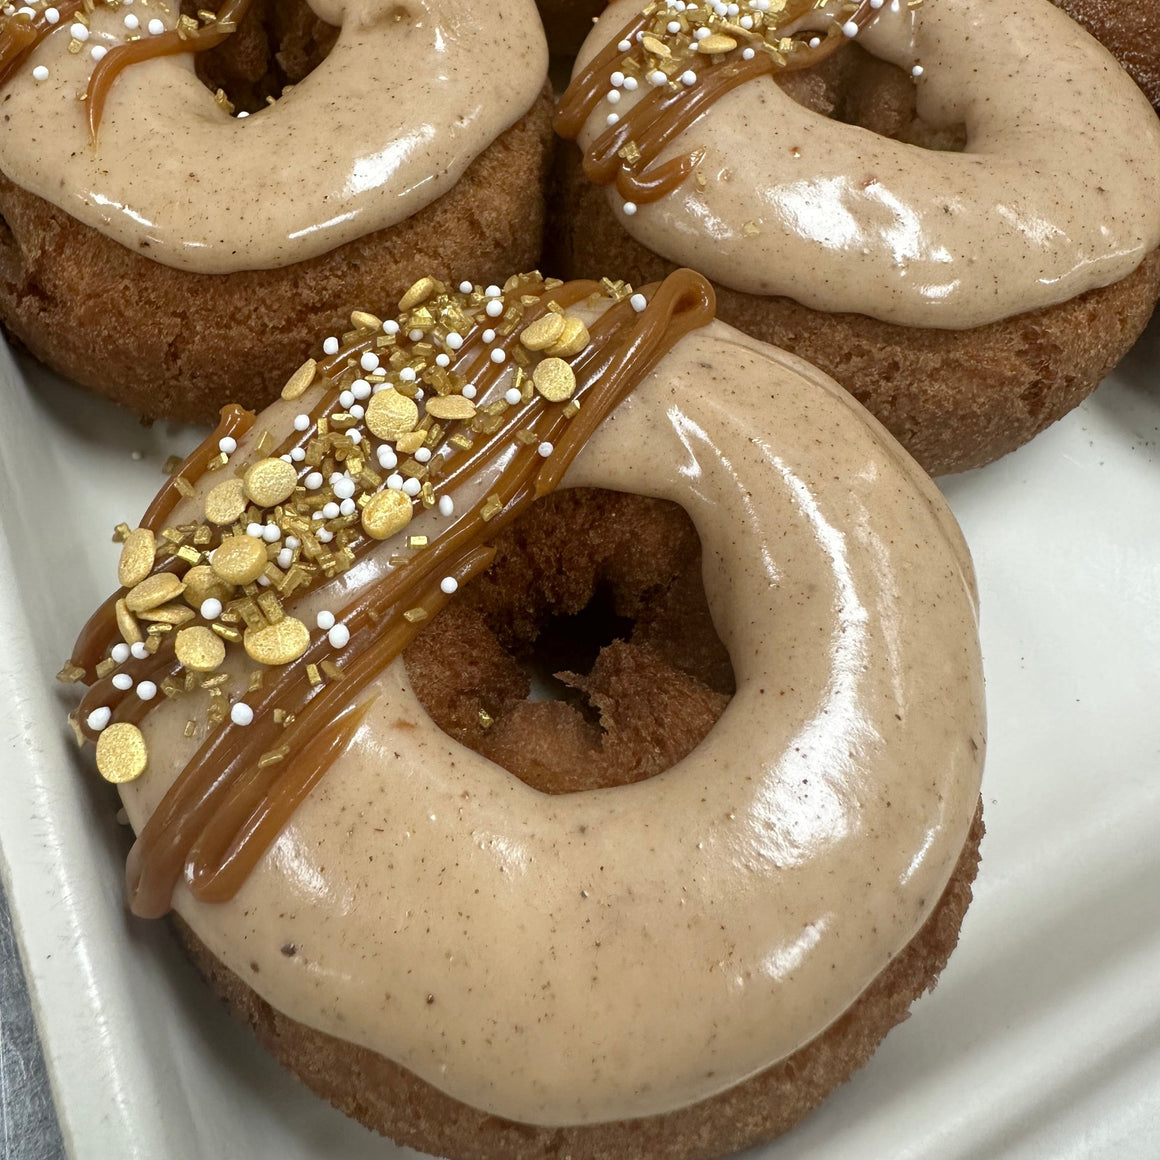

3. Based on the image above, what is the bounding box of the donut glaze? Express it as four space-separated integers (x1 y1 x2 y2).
0 0 548 272
110 310 985 1125
567 0 1160 328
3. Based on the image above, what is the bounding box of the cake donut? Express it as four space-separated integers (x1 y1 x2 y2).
553 0 1160 475
0 0 552 421
63 269 985 1158
1053 0 1160 112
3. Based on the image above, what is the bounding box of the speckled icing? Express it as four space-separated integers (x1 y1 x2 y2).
115 314 985 1125
572 0 1160 329
0 0 547 272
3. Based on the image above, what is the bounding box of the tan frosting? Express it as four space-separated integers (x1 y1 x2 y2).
0 0 547 273
116 316 985 1125
573 0 1160 329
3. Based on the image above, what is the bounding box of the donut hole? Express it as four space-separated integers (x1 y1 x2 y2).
404 488 736 794
783 44 967 152
181 0 338 116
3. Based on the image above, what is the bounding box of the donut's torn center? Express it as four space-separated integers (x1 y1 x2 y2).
181 0 338 116
404 488 736 795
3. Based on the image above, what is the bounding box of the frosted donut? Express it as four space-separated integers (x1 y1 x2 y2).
1053 0 1160 111
64 269 985 1158
0 0 551 420
553 0 1160 474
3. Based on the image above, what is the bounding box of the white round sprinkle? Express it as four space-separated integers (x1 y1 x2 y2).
339 390 355 409
261 524 281 543
131 642 150 661
90 45 107 61
276 548 293 569
648 69 667 86
485 285 502 298
459 281 474 294
606 113 620 126
218 436 237 454
245 522 263 538
316 610 336 631
44 8 60 24
841 19 858 36
285 537 300 550
290 447 306 462
339 498 356 516
321 502 340 520
438 495 454 517
383 320 400 336
201 598 223 620
399 367 417 382
462 384 477 400
230 702 254 727
623 201 638 216
440 576 459 595
112 673 133 691
742 46 755 59
387 473 404 490
360 352 380 372
911 63 924 76
123 14 139 30
377 446 398 470
333 477 356 500
293 413 310 431
328 624 351 649
695 26 710 39
618 38 632 51
402 477 422 497
667 19 681 32
69 22 88 41
610 71 625 87
482 329 496 344
808 36 821 48
316 528 334 543
322 336 339 355
409 328 425 342
147 17 164 35
32 65 48 82
304 471 323 490
435 353 450 367
490 348 506 365
87 707 112 732
111 643 131 664
538 441 554 458
446 331 464 350
681 70 697 86
606 89 621 104
623 76 638 91
505 387 522 406
415 447 432 463
349 429 363 445
136 681 157 702
486 298 504 317
349 379 370 401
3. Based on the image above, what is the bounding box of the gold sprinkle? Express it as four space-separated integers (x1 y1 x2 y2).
137 603 196 626
282 358 317 401
407 535 428 549
176 545 201 566
403 607 428 623
205 477 248 526
563 399 582 419
95 723 148 784
698 33 738 52
519 312 566 352
306 663 323 686
742 220 760 237
211 623 243 644
113 523 132 543
174 477 196 499
256 591 284 624
425 395 477 421
351 309 382 331
243 616 310 666
115 599 142 646
361 489 413 540
478 708 494 729
163 455 184 476
642 33 671 56
117 527 156 588
547 317 590 358
182 565 233 609
184 720 197 738
395 429 426 455
449 433 475 451
617 141 642 165
258 748 288 770
174 626 226 673
95 658 116 679
365 389 419 441
244 457 298 507
320 660 345 682
211 535 268 585
125 572 185 613
533 358 576 403
249 670 266 692
56 662 86 684
398 276 438 311
480 494 502 522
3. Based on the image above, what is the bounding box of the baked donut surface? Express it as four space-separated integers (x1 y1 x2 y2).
66 272 985 1153
1054 0 1160 110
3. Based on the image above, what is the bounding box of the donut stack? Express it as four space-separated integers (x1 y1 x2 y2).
7 0 1154 1158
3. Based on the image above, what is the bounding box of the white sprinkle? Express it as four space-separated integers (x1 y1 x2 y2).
742 46 755 59
321 502 340 520
446 331 464 350
402 477 422 497
328 624 351 649
360 351 380 372
304 471 323 490
485 298 504 317
136 681 157 702
147 17 164 35
235 109 249 119
462 384 477 400
630 293 648 313
377 446 398 470
911 63 924 76
438 495 454 517
218 436 237 454
841 19 858 37
610 71 625 87
276 548 293 569
90 45 107 61
261 524 281 543
338 498 356 516
399 367 417 382
648 69 667 86
131 642 149 661
490 348 506 365
246 522 265 538
537 442 554 458
44 8 60 24
387 473 404 490
739 14 753 28
667 19 681 32
459 280 474 294
86 707 112 732
808 36 821 48
618 38 632 51
111 643 131 664
694 26 711 39
333 477 356 500
505 387 522 406
623 201 638 216
285 537 300 550
123 14 139 30
290 447 306 462
200 598 222 620
293 413 311 431
352 378 372 400
316 610 336 631
606 113 620 126
440 576 459 595
409 328 425 342
32 65 48 82
112 673 133 691
415 447 432 463
322 336 339 355
316 528 334 543
230 702 254 727
482 329 496 344
339 390 355 409
623 76 638 91
383 320 400 336
869 0 885 7
435 353 451 367
606 89 621 105
485 285 502 298
69 22 88 41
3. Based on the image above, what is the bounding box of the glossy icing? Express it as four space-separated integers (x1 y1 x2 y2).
115 315 985 1125
571 0 1160 329
0 0 547 273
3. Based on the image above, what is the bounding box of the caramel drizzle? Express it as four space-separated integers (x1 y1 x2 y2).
76 270 716 917
0 1 250 139
556 0 878 205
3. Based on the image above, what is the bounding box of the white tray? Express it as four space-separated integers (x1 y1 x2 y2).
1 321 1158 1160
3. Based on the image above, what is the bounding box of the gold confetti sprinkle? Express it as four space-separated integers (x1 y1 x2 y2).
137 603 196 626
361 489 413 540
282 358 317 400
395 429 426 455
547 317 590 358
519 312 566 351
480 494 503 522
398 276 438 311
244 457 298 507
698 33 737 52
95 658 116 679
403 607 428 623
425 395 477 421
244 616 310 666
182 565 234 609
163 455 184 476
533 358 576 403
366 389 420 441
320 660 345 682
115 599 142 646
95 723 148 784
205 477 248 526
113 523 132 543
211 535 268 585
174 626 226 673
306 663 323 686
351 309 382 331
407 535 428 549
125 572 185 613
211 623 243 644
642 33 671 56
56 662 86 685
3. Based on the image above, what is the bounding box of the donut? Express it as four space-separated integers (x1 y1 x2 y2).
62 269 985 1158
538 0 609 59
1053 0 1160 111
0 0 552 422
551 0 1160 475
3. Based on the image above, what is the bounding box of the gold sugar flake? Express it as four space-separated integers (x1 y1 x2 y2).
174 626 226 673
395 429 426 455
350 310 382 331
406 535 429 549
56 662 86 685
137 603 196 627
546 317 590 358
282 358 317 401
244 457 297 507
320 660 345 683
95 658 117 679
361 490 413 540
125 572 185 613
480 494 503 522
478 709 494 729
366 389 420 441
533 358 577 403
425 395 476 421
402 607 428 623
173 477 196 499
211 535 268 585
205 477 248 526
519 312 566 352
306 663 323 686
182 564 233 609
113 523 132 543
243 616 310 666
95 723 148 784
117 527 156 587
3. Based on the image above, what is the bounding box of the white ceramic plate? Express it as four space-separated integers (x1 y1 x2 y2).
1 321 1158 1160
